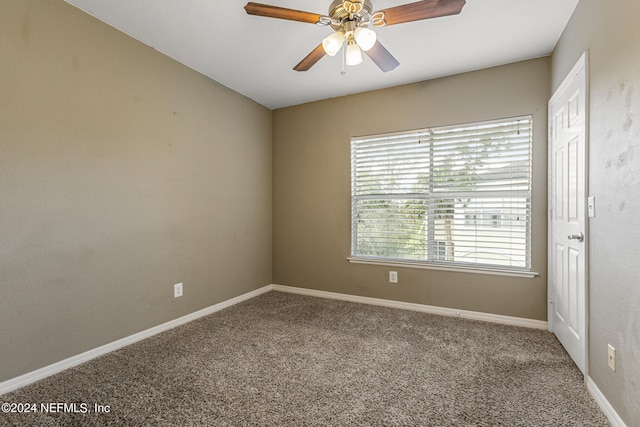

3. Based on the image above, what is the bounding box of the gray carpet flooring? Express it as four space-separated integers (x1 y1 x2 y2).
1 291 609 426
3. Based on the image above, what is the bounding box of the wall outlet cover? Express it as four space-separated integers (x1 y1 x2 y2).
174 283 183 298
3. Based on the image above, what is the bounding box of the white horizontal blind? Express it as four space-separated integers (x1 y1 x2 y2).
351 116 532 270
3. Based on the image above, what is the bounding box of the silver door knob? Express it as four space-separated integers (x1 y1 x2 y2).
567 232 584 242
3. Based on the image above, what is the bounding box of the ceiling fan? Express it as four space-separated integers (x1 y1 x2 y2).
244 0 466 72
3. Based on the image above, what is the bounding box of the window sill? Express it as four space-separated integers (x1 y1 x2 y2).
346 257 539 278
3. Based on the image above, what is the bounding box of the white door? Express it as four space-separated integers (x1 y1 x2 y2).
548 53 588 374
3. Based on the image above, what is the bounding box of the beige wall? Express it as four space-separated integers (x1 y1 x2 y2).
10 3 636 422
0 0 272 381
273 58 550 321
552 0 640 424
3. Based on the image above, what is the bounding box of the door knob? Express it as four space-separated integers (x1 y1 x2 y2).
567 232 584 242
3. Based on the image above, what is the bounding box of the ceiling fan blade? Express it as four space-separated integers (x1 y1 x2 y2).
378 0 466 26
244 2 323 24
365 41 399 72
293 44 326 72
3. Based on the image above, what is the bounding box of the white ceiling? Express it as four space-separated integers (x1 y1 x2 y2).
64 0 579 109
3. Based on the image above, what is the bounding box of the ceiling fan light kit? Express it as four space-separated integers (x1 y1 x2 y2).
244 0 466 72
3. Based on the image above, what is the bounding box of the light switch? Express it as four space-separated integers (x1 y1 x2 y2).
588 196 595 218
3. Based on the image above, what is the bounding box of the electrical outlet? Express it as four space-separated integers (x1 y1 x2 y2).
389 271 398 283
608 344 616 371
174 283 183 298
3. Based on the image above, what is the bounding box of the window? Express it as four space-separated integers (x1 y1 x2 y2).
350 116 533 274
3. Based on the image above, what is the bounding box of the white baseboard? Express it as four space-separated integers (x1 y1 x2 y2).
0 285 272 396
587 376 627 427
271 284 548 329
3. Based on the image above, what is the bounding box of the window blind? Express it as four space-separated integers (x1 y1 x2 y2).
351 116 532 271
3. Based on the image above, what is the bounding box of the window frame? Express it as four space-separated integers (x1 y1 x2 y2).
348 115 538 278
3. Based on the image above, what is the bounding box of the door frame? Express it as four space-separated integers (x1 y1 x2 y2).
547 51 590 375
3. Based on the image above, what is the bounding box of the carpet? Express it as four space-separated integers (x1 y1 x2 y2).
0 291 609 426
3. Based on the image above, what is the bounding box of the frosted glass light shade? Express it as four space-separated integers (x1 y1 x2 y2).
345 43 363 66
354 27 376 51
322 32 345 56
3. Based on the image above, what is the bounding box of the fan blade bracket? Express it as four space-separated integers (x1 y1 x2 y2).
370 11 386 27
316 16 333 26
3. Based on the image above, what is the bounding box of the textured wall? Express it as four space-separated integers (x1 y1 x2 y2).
0 0 272 381
273 58 550 321
552 0 640 424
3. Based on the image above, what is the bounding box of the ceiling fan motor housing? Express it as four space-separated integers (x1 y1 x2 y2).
328 0 374 31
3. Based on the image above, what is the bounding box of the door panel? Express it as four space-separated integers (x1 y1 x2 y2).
568 247 579 336
568 138 579 220
554 148 564 220
554 244 565 321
